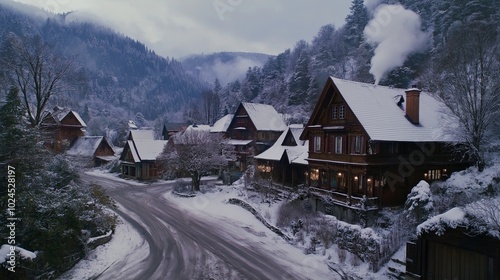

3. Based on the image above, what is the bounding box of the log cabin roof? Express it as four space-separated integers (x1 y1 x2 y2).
122 140 168 162
42 107 87 128
240 102 287 132
210 114 234 133
66 136 114 157
302 77 456 142
255 125 308 164
128 129 155 141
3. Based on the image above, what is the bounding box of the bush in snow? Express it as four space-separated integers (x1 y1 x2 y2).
465 197 500 239
403 180 434 228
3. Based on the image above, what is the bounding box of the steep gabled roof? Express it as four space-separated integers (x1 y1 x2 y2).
255 126 308 164
66 136 113 157
210 114 234 133
128 130 155 141
133 140 168 161
41 107 87 127
303 77 455 142
241 102 287 131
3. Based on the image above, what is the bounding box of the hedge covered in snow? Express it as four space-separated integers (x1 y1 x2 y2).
227 198 291 242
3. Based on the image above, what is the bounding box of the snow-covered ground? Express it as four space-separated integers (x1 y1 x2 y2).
58 214 148 280
163 179 405 279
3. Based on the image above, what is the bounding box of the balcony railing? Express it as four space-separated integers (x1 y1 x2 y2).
309 187 379 211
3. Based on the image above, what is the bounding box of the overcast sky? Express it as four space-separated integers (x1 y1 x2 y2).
12 0 352 58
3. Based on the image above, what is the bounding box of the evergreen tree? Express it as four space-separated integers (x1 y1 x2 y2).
344 0 369 48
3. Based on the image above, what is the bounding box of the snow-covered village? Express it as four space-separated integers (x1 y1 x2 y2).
0 0 499 279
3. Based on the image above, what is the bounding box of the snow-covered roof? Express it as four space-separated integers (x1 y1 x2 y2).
255 126 308 164
126 140 140 163
417 207 466 236
132 140 168 161
227 139 253 146
66 136 112 157
128 120 138 130
186 124 211 132
0 244 36 264
45 107 87 127
328 78 455 142
129 130 155 141
242 102 287 132
211 114 234 133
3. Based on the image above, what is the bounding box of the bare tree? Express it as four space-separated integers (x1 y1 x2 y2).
425 22 500 171
158 129 235 192
0 34 76 126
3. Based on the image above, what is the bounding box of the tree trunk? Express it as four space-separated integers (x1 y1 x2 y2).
192 171 201 192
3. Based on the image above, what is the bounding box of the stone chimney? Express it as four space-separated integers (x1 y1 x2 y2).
405 86 421 124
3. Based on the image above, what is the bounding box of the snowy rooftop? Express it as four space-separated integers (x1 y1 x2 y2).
186 124 211 132
131 140 168 161
255 126 308 164
211 114 234 133
45 106 87 127
242 103 287 132
66 136 112 157
129 130 155 141
330 78 455 142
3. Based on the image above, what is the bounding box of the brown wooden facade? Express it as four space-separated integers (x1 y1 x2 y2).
406 227 500 280
41 109 86 153
225 103 285 170
119 140 165 181
301 78 469 214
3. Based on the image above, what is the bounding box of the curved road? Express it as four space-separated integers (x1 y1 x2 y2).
81 173 303 280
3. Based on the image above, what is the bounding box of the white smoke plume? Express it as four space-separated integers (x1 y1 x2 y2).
363 3 430 84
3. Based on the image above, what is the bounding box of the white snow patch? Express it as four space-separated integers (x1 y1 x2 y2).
417 207 466 236
0 245 37 263
59 216 148 280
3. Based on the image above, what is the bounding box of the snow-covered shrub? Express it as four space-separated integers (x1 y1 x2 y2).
403 180 434 227
465 197 500 239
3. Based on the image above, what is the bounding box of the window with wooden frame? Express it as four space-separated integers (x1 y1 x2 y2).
313 136 322 152
335 136 343 154
353 136 364 154
339 105 346 119
332 106 338 119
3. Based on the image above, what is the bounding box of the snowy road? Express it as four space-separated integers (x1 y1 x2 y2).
80 173 303 280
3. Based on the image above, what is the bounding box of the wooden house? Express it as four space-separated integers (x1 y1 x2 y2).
300 77 468 222
40 106 87 153
225 102 287 170
119 140 168 180
407 207 500 280
255 125 308 188
66 136 115 167
162 123 189 140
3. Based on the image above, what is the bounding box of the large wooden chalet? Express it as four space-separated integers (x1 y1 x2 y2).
225 102 287 170
300 77 468 221
40 106 87 153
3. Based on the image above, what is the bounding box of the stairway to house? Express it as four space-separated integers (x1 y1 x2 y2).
385 254 406 280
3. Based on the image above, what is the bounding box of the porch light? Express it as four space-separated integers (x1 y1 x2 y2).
443 169 447 172
424 173 428 178
338 172 342 177
354 176 358 181
367 178 372 182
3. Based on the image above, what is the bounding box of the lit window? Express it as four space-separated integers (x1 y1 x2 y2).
258 164 272 173
335 136 343 154
425 169 442 180
332 106 338 119
339 105 346 119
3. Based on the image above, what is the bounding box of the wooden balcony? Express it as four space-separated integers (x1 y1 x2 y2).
309 187 379 211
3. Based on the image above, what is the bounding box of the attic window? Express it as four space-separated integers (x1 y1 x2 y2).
339 105 346 119
332 107 338 119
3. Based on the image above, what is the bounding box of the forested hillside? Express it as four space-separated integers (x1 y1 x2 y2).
216 0 500 123
0 1 209 141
